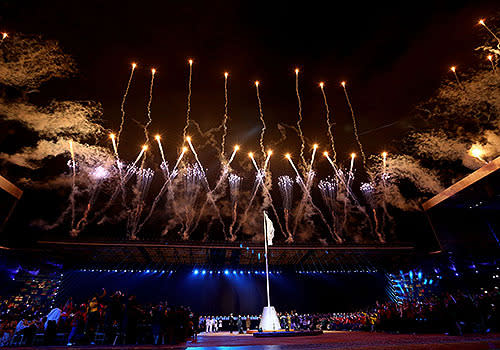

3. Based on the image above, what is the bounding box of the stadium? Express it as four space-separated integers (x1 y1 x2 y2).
0 1 499 349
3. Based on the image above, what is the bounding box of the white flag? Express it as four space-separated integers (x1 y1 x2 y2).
264 211 275 246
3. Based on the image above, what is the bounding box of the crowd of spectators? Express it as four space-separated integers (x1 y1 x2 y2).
0 289 198 346
200 287 499 335
375 288 499 335
1 287 498 346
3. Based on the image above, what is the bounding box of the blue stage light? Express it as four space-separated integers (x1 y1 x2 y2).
210 271 213 274
202 270 206 275
193 269 199 275
418 271 422 280
240 271 243 274
146 270 150 273
224 270 229 275
233 270 237 274
429 279 433 285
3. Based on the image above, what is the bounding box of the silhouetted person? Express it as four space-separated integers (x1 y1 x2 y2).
237 315 244 334
246 315 251 331
229 314 235 334
126 295 142 344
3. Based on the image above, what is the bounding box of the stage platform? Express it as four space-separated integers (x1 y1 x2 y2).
252 330 323 337
11 331 500 349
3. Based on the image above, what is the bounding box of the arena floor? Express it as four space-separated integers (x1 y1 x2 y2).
190 331 500 349
14 331 500 349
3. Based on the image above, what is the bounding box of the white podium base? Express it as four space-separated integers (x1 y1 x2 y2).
259 306 281 331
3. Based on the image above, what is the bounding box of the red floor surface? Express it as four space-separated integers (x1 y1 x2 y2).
12 331 500 349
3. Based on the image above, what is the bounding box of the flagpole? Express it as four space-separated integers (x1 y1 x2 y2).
264 211 271 308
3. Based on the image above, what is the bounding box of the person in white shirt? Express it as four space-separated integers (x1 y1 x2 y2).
44 307 62 330
44 306 62 345
208 317 214 333
205 317 210 333
15 319 28 334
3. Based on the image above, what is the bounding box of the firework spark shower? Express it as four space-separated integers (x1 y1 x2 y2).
0 8 499 245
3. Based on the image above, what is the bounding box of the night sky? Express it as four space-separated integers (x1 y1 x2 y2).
1 1 496 157
0 0 497 244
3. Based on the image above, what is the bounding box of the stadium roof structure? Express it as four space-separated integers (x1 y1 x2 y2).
5 240 417 271
422 156 500 254
422 156 500 211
